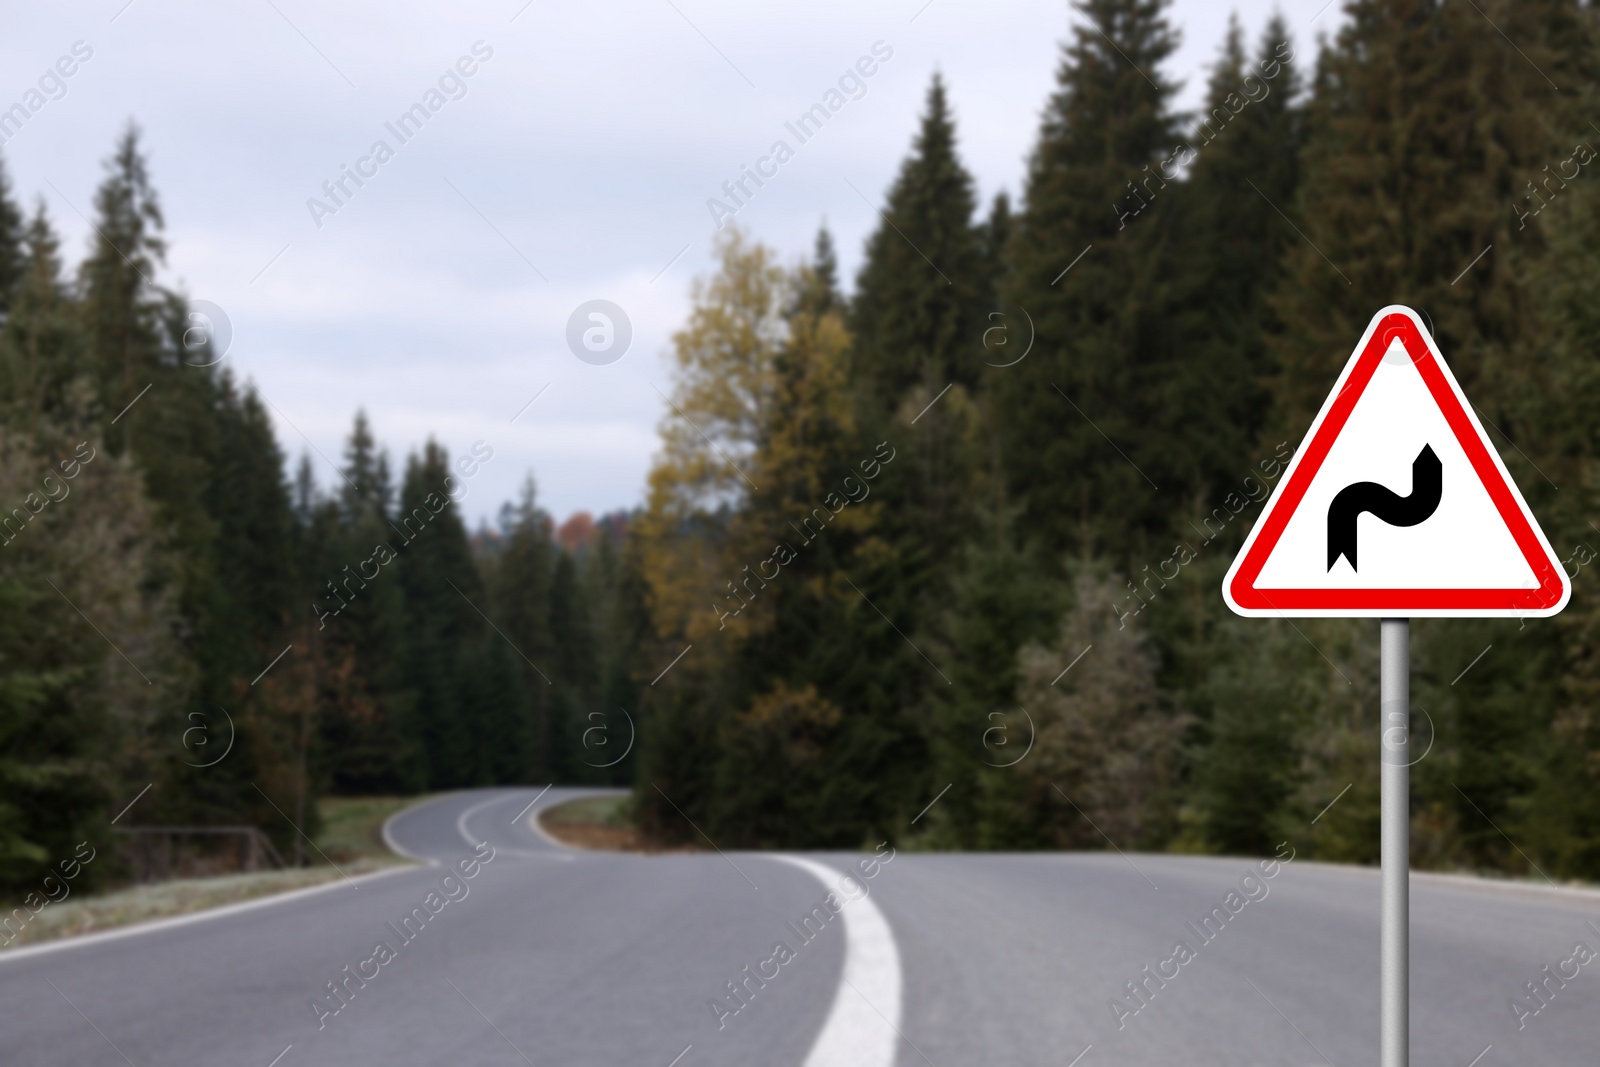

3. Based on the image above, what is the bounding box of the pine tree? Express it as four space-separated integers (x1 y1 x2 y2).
792 225 843 320
548 548 598 781
0 420 178 893
202 375 295 677
1159 17 1301 523
491 477 557 777
0 206 86 434
607 528 652 784
994 0 1181 564
1267 0 1594 434
313 414 418 792
850 74 988 408
578 521 644 784
395 440 493 787
1518 139 1600 878
847 80 992 696
0 156 24 314
978 191 1011 303
340 410 391 521
79 126 168 455
917 527 1063 847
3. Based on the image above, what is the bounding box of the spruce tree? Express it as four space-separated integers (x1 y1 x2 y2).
548 548 598 781
978 191 1011 303
1268 0 1594 432
593 521 650 785
850 74 988 408
848 80 991 694
994 0 1181 564
313 414 417 792
492 477 557 777
395 441 492 787
0 156 23 314
1159 17 1300 522
792 225 843 320
79 126 168 455
0 207 85 434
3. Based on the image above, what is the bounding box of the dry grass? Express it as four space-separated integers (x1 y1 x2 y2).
0 795 420 952
538 794 701 854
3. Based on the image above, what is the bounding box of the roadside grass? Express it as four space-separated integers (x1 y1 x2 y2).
539 793 700 853
1 795 422 952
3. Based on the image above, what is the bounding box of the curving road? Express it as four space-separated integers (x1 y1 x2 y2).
2 787 1596 1066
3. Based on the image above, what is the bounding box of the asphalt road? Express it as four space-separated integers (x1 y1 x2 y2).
3 787 1597 1066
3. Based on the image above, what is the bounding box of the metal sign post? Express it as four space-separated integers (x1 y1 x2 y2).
1380 618 1409 1067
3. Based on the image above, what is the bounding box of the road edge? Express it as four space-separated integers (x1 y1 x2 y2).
0 863 416 966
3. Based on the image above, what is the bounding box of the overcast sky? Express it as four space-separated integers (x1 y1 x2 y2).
1 0 1338 527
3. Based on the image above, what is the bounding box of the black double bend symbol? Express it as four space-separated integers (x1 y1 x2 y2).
1327 445 1442 571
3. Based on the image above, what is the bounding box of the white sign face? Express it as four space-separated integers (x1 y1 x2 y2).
1224 306 1569 619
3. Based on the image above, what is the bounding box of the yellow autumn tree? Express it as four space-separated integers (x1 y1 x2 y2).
634 228 785 651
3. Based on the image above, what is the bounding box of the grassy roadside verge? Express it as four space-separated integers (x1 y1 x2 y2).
538 793 700 853
1 795 422 952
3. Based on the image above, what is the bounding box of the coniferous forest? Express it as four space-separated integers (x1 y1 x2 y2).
6 0 1600 897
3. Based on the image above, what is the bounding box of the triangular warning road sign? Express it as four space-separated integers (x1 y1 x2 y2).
1224 305 1569 619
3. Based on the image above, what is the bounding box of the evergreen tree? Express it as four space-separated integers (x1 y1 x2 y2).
846 81 993 757
851 74 988 408
995 0 1181 564
978 191 1011 303
340 410 391 521
0 421 178 893
395 441 497 787
1161 17 1301 521
0 156 24 314
548 548 598 781
79 126 168 456
0 206 85 434
792 225 843 320
1268 0 1594 433
314 414 416 792
578 520 645 785
917 527 1062 848
1520 139 1600 878
491 477 557 777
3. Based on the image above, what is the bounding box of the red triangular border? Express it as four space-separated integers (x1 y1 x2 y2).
1225 308 1568 617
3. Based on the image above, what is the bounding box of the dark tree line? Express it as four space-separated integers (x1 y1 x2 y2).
0 132 638 893
630 0 1600 879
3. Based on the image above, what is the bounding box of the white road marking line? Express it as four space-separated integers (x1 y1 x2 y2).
457 795 506 849
770 855 902 1067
